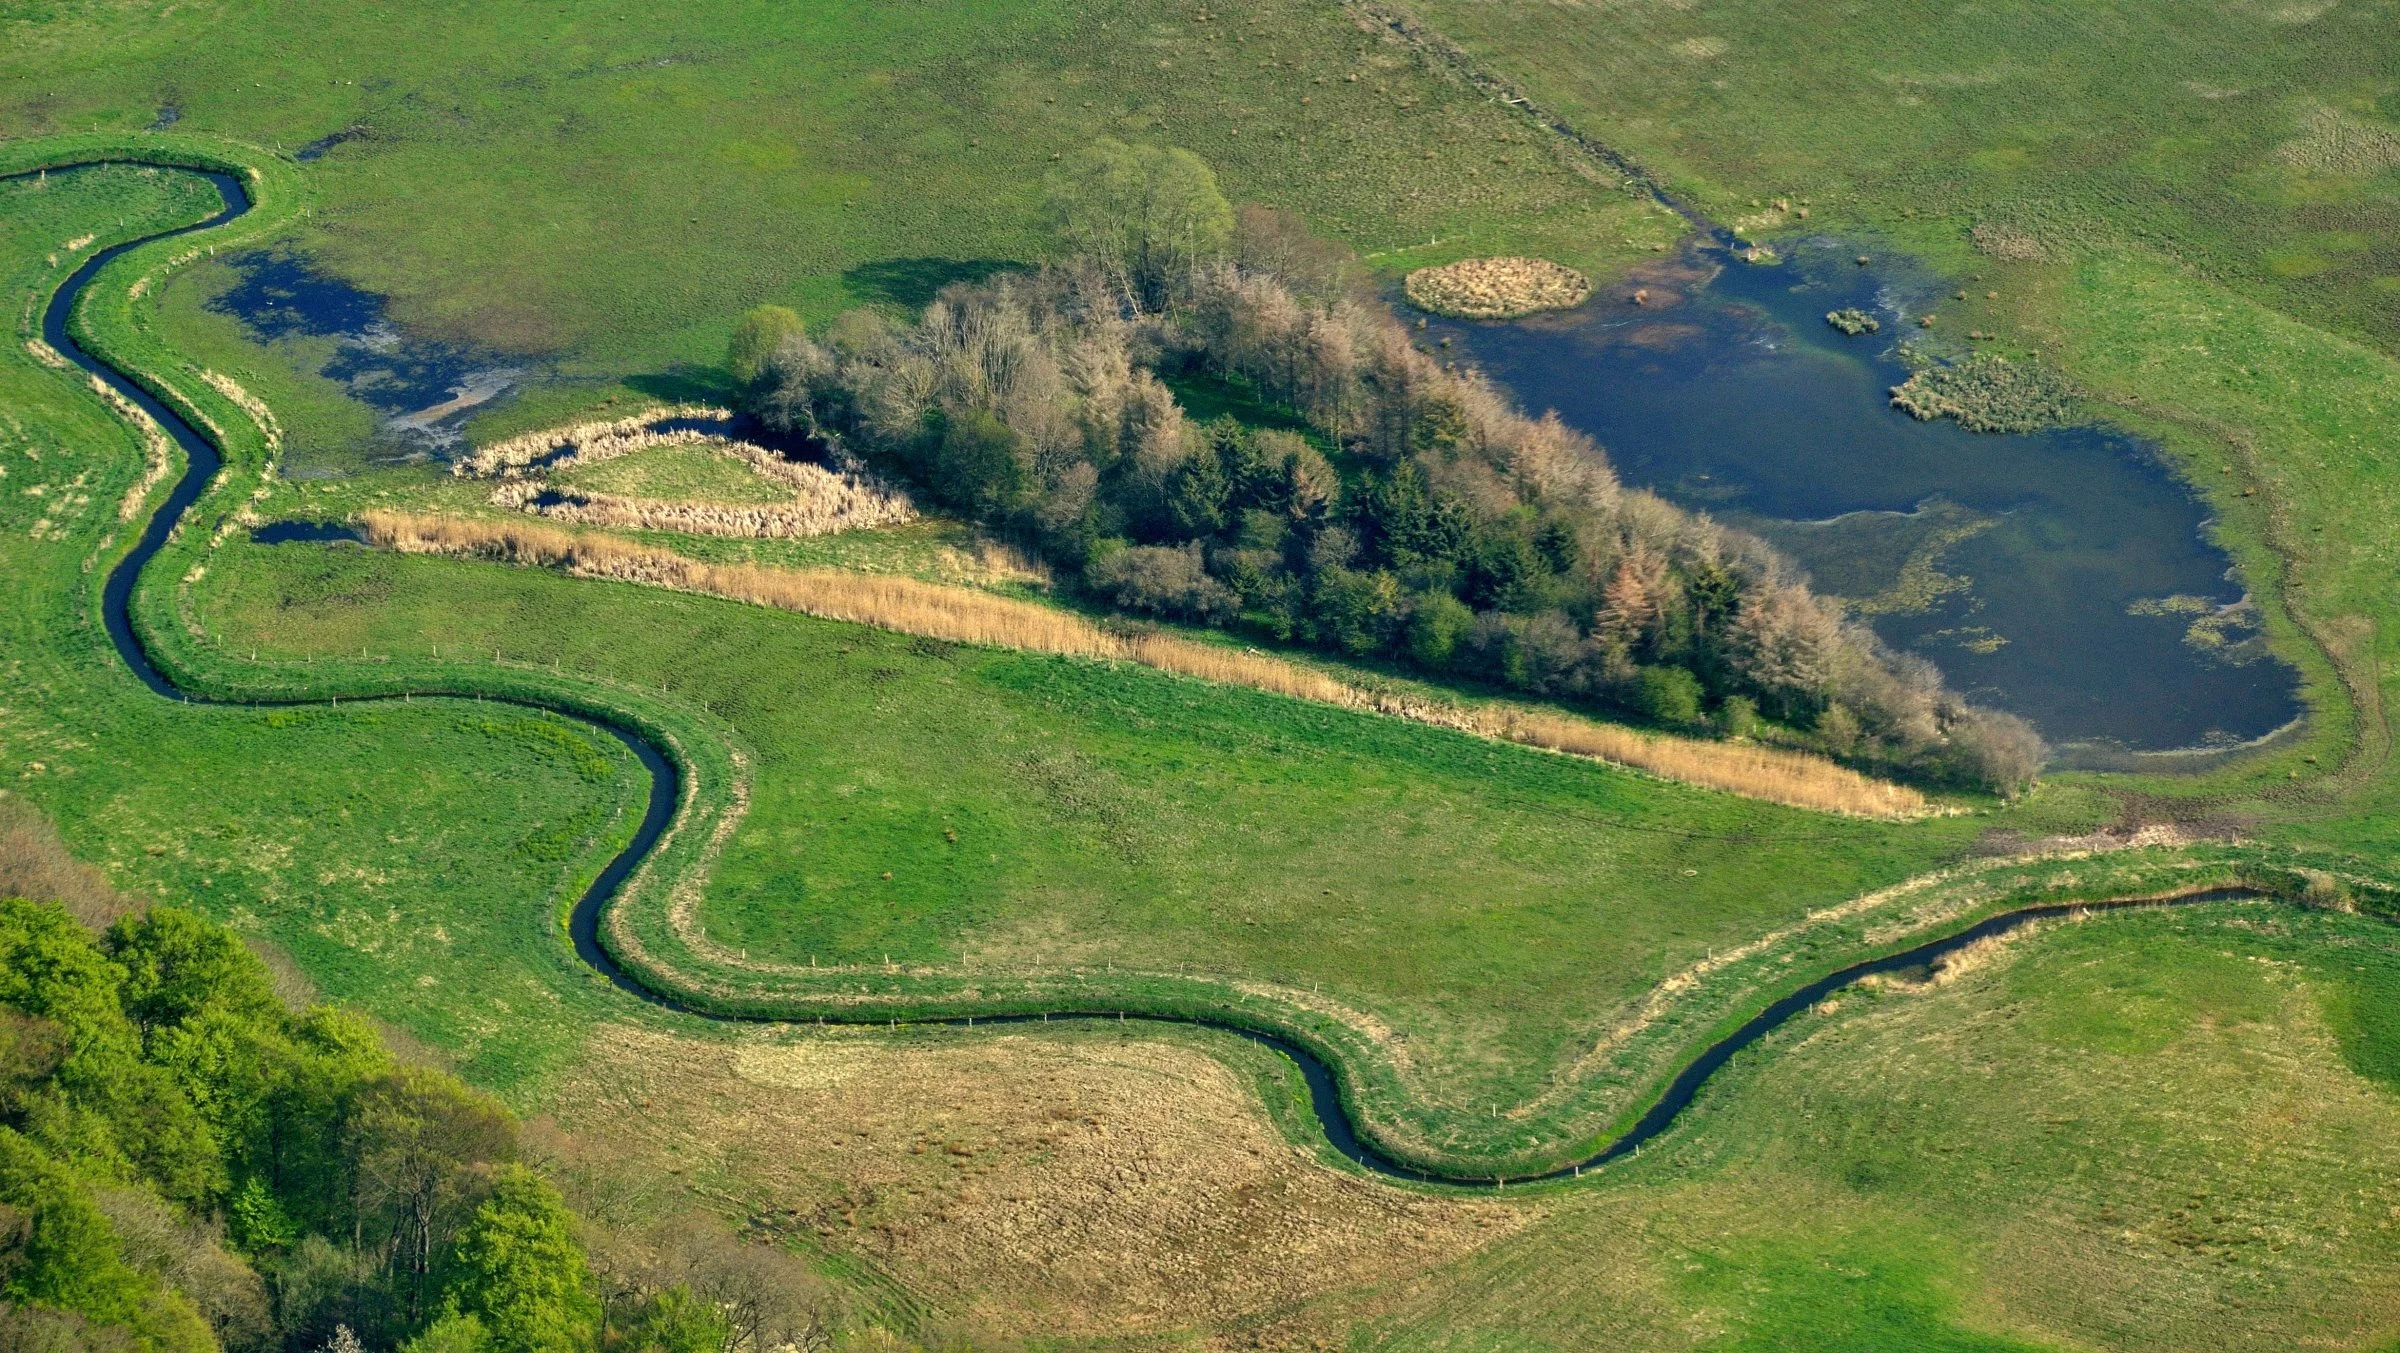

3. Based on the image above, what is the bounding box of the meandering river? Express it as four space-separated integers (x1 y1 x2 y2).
29 158 2276 1188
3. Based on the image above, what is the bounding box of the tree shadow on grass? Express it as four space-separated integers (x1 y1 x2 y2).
842 257 1021 313
626 365 734 406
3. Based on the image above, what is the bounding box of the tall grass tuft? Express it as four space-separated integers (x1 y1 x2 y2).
357 511 1937 818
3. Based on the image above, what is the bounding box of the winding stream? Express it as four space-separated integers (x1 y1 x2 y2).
34 157 2272 1189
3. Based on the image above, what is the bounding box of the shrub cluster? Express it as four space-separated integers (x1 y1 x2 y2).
1824 307 1879 336
748 163 2041 792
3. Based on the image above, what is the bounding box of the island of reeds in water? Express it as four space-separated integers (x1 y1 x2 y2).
1423 238 2302 764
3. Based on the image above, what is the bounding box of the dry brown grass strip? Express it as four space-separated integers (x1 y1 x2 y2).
0 792 142 930
356 511 1934 818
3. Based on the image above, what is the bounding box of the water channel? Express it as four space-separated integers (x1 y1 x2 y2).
23 157 2292 1189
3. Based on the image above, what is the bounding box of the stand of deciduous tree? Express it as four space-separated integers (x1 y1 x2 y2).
748 142 2042 792
0 799 847 1353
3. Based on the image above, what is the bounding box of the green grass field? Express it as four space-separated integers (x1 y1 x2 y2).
10 0 2400 1343
1360 903 2400 1351
1404 0 2400 358
1 0 1677 471
555 443 794 503
188 529 1999 1168
0 164 646 1094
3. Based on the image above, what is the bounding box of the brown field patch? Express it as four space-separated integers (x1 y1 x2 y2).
546 1022 1526 1343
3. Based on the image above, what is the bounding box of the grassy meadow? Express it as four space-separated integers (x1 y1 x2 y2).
1355 902 2400 1351
10 0 2400 1341
186 528 1993 1160
0 164 646 1095
1 0 1678 470
1405 0 2400 356
557 443 797 504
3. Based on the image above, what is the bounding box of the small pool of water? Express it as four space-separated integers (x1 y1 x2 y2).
206 248 524 457
1424 239 2301 761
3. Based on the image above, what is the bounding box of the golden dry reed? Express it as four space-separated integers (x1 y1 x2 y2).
1403 257 1591 319
357 511 1934 818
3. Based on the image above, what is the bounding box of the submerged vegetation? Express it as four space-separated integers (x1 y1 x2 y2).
751 148 2042 791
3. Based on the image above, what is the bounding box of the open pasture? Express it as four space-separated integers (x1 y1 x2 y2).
11 0 2400 1335
2 0 1675 470
187 527 1993 1166
1402 0 2400 357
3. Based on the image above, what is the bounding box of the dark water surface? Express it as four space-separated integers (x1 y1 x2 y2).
206 248 523 459
1426 240 2302 761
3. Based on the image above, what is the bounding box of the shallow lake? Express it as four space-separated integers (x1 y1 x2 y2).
1423 239 2302 764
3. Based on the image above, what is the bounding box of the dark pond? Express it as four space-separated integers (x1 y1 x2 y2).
1423 238 2303 764
206 249 523 460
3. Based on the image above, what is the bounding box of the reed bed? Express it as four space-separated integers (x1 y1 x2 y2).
460 406 915 538
1403 256 1591 319
355 511 1935 818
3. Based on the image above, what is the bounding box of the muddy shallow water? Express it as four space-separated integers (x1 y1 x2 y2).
1424 239 2302 763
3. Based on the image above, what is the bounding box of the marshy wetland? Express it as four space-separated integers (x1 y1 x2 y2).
1426 237 2305 764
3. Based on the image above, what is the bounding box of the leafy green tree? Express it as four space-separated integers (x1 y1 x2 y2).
0 1128 214 1353
348 1068 515 1325
1311 568 1403 657
0 900 221 1211
445 1167 597 1353
401 1310 493 1353
724 306 805 394
1044 140 1232 303
105 907 282 1042
928 409 1029 516
1406 591 1476 670
618 1286 731 1353
1634 666 1707 728
228 1176 296 1252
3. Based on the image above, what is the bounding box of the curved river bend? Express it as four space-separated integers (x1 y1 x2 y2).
35 159 2268 1188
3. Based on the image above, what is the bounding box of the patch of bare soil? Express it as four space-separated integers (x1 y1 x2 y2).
547 1022 1528 1345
